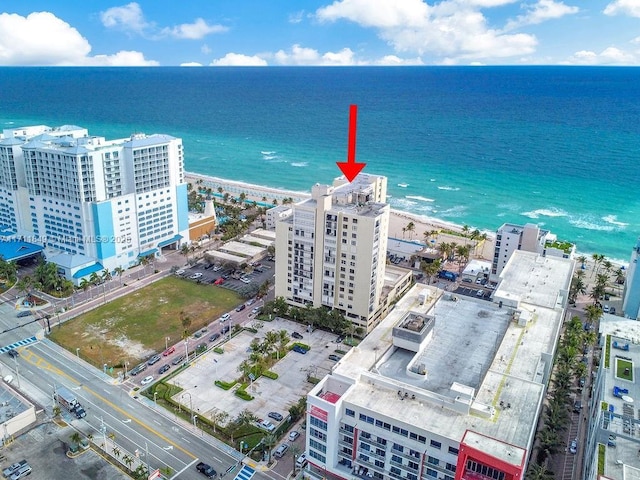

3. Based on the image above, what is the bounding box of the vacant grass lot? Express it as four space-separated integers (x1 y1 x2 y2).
49 277 240 371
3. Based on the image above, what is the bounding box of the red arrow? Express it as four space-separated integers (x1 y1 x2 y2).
336 104 366 182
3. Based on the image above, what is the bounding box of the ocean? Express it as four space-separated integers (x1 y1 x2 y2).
0 66 638 262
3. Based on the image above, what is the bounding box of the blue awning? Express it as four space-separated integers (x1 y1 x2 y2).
138 248 158 258
0 241 44 261
157 234 183 248
72 262 104 279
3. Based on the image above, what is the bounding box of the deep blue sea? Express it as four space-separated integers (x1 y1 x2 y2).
0 66 638 262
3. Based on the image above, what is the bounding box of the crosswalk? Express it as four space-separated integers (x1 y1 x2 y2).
0 336 37 353
233 464 255 480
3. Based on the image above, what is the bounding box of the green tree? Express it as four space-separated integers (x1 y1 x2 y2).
113 266 125 286
526 462 555 480
263 433 277 464
70 432 82 445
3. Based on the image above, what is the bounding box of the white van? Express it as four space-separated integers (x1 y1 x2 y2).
274 444 289 458
296 453 308 468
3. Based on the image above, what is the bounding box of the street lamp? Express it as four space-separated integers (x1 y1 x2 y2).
165 337 170 351
181 392 193 425
75 348 80 359
184 338 189 362
154 391 158 407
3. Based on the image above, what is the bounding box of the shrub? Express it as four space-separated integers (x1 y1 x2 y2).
213 347 224 354
235 388 254 401
215 380 236 390
262 370 278 380
244 327 258 334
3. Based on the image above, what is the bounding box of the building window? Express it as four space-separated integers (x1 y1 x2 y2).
430 440 441 449
448 446 459 455
346 408 355 417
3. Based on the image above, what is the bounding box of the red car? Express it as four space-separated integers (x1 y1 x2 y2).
214 278 224 285
163 346 176 356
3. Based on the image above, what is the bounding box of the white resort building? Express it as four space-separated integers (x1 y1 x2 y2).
0 125 189 282
304 250 573 480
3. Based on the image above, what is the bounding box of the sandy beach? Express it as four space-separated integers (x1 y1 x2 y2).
186 172 497 261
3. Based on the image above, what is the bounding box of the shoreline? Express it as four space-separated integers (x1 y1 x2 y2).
185 171 628 267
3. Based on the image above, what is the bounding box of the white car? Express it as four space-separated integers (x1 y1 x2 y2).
141 375 154 386
220 313 231 322
190 272 203 279
175 269 185 275
603 304 610 313
240 277 251 284
289 431 300 441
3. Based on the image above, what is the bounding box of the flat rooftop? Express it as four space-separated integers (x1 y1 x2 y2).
494 250 573 310
378 298 511 394
598 318 640 476
219 241 264 258
330 250 571 450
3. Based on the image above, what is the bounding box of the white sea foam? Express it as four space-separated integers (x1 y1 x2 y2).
261 150 276 155
602 215 629 227
397 183 409 188
439 205 467 217
405 195 435 203
569 217 615 232
437 186 460 191
291 162 308 167
262 155 277 160
521 208 567 219
430 178 436 182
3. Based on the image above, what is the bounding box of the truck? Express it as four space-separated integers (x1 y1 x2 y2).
438 270 458 281
55 386 79 412
196 462 217 478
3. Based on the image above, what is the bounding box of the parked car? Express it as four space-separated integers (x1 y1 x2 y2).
196 462 217 478
573 400 582 413
190 273 203 280
335 335 345 343
8 464 32 480
129 363 147 376
240 277 251 284
158 364 171 374
293 345 308 354
163 346 176 356
220 313 231 322
292 332 304 340
209 333 220 342
268 411 284 421
274 444 289 458
16 311 32 318
289 431 300 442
175 269 185 275
171 354 186 365
3 460 28 478
603 304 610 313
221 325 230 334
147 354 161 365
214 277 224 285
7 349 19 358
251 307 261 315
610 307 617 315
329 354 340 361
141 375 154 386
259 419 276 432
569 439 578 454
236 304 246 312
476 289 484 298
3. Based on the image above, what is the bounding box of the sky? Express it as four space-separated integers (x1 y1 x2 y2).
0 1 639 66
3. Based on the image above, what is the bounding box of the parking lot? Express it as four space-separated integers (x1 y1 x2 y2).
166 317 345 432
174 259 275 295
0 422 127 480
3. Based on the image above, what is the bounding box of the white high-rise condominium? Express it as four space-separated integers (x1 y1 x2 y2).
0 125 189 281
275 174 390 333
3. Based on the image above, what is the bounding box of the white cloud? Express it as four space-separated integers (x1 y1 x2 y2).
100 2 149 34
201 44 212 55
505 0 579 30
289 10 305 24
160 18 228 39
0 11 91 65
210 53 268 66
273 44 357 65
373 55 425 65
604 0 640 17
101 3 227 40
180 62 203 67
315 0 538 62
82 50 158 66
564 46 636 65
0 11 156 66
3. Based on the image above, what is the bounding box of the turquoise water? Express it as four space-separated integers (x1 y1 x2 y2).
0 66 638 262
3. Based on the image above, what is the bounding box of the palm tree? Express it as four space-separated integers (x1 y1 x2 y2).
577 255 587 270
461 224 470 236
263 433 277 464
52 405 61 417
211 410 229 434
122 454 134 471
113 266 125 286
421 260 441 285
405 221 415 240
79 278 90 295
526 462 555 480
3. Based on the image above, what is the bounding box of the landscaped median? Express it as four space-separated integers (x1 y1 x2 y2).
48 276 241 374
